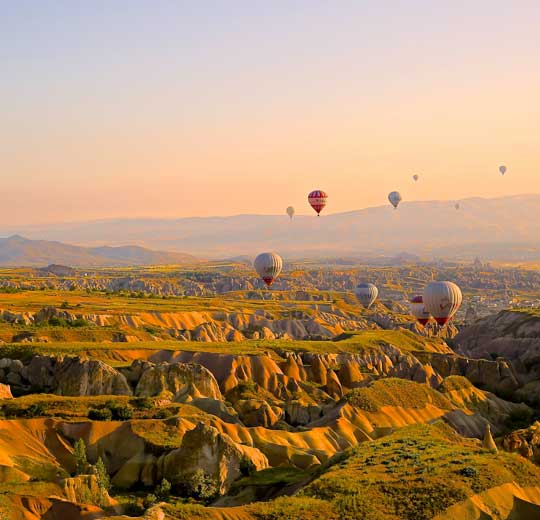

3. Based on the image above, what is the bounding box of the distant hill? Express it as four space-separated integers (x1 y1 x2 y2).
0 235 197 267
3 195 540 261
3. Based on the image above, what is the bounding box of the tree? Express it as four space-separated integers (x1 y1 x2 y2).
156 478 171 500
73 438 88 475
185 469 218 500
94 457 110 492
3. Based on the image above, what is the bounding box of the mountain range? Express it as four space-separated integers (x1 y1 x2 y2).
1 195 540 261
0 235 196 267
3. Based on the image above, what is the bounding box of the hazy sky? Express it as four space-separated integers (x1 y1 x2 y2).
2 1 539 225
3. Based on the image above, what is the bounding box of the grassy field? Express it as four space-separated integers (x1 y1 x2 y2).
344 378 454 412
296 422 540 520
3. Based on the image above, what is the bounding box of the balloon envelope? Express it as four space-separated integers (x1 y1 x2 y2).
413 174 419 182
254 252 283 287
308 190 328 215
499 165 507 175
286 206 295 219
423 281 462 325
410 295 431 326
388 191 402 209
355 283 378 308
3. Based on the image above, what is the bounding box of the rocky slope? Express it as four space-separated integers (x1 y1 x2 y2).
455 310 540 391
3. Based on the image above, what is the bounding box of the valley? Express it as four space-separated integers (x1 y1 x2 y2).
1 262 540 518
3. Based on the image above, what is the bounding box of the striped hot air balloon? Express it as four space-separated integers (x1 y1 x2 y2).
254 252 283 287
423 281 462 325
355 283 378 309
410 295 431 326
308 190 327 216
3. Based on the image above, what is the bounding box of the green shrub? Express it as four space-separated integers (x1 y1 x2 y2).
180 469 218 501
143 493 157 509
88 408 113 421
109 404 133 421
132 397 154 410
71 318 91 328
240 456 256 477
155 408 174 419
156 478 172 500
25 403 45 417
48 317 69 327
459 466 479 478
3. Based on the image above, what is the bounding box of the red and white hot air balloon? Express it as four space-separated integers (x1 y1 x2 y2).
423 281 462 325
410 295 431 326
308 190 327 216
254 252 283 287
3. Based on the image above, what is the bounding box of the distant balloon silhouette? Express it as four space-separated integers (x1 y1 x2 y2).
412 174 419 182
499 165 507 175
286 206 295 219
455 203 460 210
388 191 402 209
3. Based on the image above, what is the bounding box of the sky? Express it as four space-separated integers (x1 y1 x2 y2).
1 0 539 225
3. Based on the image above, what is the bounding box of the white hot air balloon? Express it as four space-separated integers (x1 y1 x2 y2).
286 206 295 219
423 281 462 325
388 191 402 209
410 295 431 326
499 165 507 176
355 283 378 309
254 252 283 287
413 174 419 182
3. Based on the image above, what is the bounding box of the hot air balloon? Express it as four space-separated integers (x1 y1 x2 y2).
286 206 295 219
308 190 327 216
423 281 462 325
388 191 402 209
254 252 283 287
499 165 507 176
455 203 460 210
410 295 431 326
355 283 378 309
413 174 419 182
